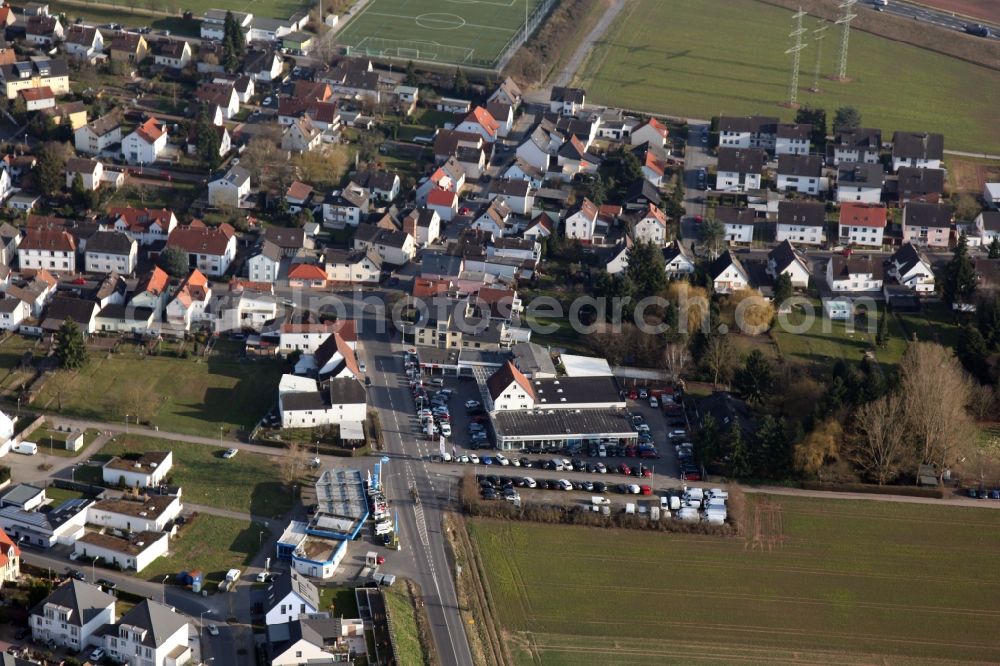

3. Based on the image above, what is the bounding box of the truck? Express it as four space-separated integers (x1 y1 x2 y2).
591 496 611 507
374 519 393 536
218 568 241 592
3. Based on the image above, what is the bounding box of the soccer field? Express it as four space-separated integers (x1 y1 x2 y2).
336 0 544 68
469 496 1000 664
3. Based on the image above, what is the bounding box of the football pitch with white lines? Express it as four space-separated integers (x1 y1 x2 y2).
336 0 544 68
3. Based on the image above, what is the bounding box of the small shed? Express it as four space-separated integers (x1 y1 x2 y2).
823 299 851 320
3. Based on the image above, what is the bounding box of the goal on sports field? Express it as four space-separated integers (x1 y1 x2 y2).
352 37 479 66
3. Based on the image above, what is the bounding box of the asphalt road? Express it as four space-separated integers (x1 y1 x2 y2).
882 0 1000 40
359 325 475 666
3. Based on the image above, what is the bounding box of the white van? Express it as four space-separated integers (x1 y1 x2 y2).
649 396 658 408
12 441 37 455
429 378 444 387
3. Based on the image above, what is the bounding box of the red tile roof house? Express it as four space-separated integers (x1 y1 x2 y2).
454 106 500 143
109 207 177 245
287 262 327 289
19 86 54 111
166 222 236 277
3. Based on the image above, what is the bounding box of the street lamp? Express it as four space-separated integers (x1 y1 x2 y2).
125 414 130 434
161 575 170 604
219 426 224 447
199 609 214 642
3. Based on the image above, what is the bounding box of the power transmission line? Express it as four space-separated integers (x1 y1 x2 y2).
810 20 829 92
836 0 858 81
784 8 808 107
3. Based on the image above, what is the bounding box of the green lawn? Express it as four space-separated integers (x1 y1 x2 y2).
141 514 267 587
45 487 87 505
336 0 545 68
895 301 962 349
35 354 284 438
33 428 101 458
318 586 360 617
383 585 426 666
98 436 294 517
108 181 199 216
0 335 39 371
576 0 1000 153
470 496 1000 665
772 301 877 367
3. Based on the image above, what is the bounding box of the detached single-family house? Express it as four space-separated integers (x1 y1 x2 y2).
629 203 669 246
662 241 695 279
902 202 952 248
121 117 167 165
354 169 400 202
716 115 778 149
195 82 239 120
716 147 766 191
63 25 103 60
487 179 534 216
208 165 252 208
102 600 190 665
75 112 122 156
830 127 881 165
630 117 669 148
826 254 884 292
766 239 810 288
776 201 825 246
836 163 884 204
84 231 136 275
353 224 415 267
25 15 62 47
322 182 370 228
486 100 513 138
973 211 1000 244
838 203 887 247
715 206 757 244
129 266 169 315
455 106 499 143
710 251 750 294
247 240 281 284
470 199 512 238
65 157 102 191
489 77 522 108
895 167 945 204
282 117 322 153
892 131 944 172
151 38 192 69
265 570 319 626
19 86 54 111
887 242 935 293
402 208 440 248
165 270 212 329
774 123 811 156
563 198 599 242
776 154 823 195
166 222 237 277
0 530 20 586
549 86 585 116
984 183 1000 210
426 188 458 222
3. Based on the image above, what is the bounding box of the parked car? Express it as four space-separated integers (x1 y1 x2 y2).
558 479 573 491
465 400 480 409
494 454 509 466
222 448 239 459
90 648 106 662
97 578 117 590
617 464 631 475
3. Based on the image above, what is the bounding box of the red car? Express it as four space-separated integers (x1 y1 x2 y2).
617 464 631 475
641 469 653 478
627 389 638 400
640 485 652 495
639 450 659 459
624 446 637 458
683 470 702 481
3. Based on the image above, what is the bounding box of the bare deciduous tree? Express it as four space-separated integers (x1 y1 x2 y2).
280 441 308 490
662 342 690 384
116 378 158 425
852 393 909 485
703 335 736 389
968 382 998 421
899 342 975 482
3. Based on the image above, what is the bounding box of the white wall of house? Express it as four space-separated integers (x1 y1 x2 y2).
776 224 823 246
836 185 882 204
85 248 137 275
838 223 884 247
73 532 168 572
265 590 318 626
32 597 114 651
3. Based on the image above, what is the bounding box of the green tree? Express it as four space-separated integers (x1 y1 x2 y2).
35 141 70 195
753 415 792 479
942 232 978 306
977 293 1000 350
733 350 774 405
594 270 633 308
956 325 991 383
833 105 862 130
625 241 667 300
794 106 827 149
54 318 88 370
453 67 468 95
158 246 190 277
772 271 793 306
404 60 417 85
615 151 644 189
876 311 890 348
727 422 752 479
222 11 246 73
698 413 721 466
988 237 1000 260
70 172 86 204
10 94 26 119
698 217 725 259
193 113 222 169
582 174 606 206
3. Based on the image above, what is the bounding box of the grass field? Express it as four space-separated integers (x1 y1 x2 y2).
336 0 544 68
771 301 878 366
383 586 426 666
51 0 309 23
142 513 267 587
97 436 294 517
35 354 283 438
469 496 1000 665
576 0 1000 153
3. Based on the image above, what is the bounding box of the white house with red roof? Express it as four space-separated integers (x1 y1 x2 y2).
166 221 236 277
639 149 667 187
454 106 499 143
121 117 168 164
523 213 554 241
416 158 465 205
109 207 177 245
166 269 212 329
630 117 669 148
0 530 19 586
563 198 600 242
426 187 458 222
17 227 76 273
288 262 327 289
129 266 170 315
838 203 887 247
486 361 535 411
630 203 669 246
